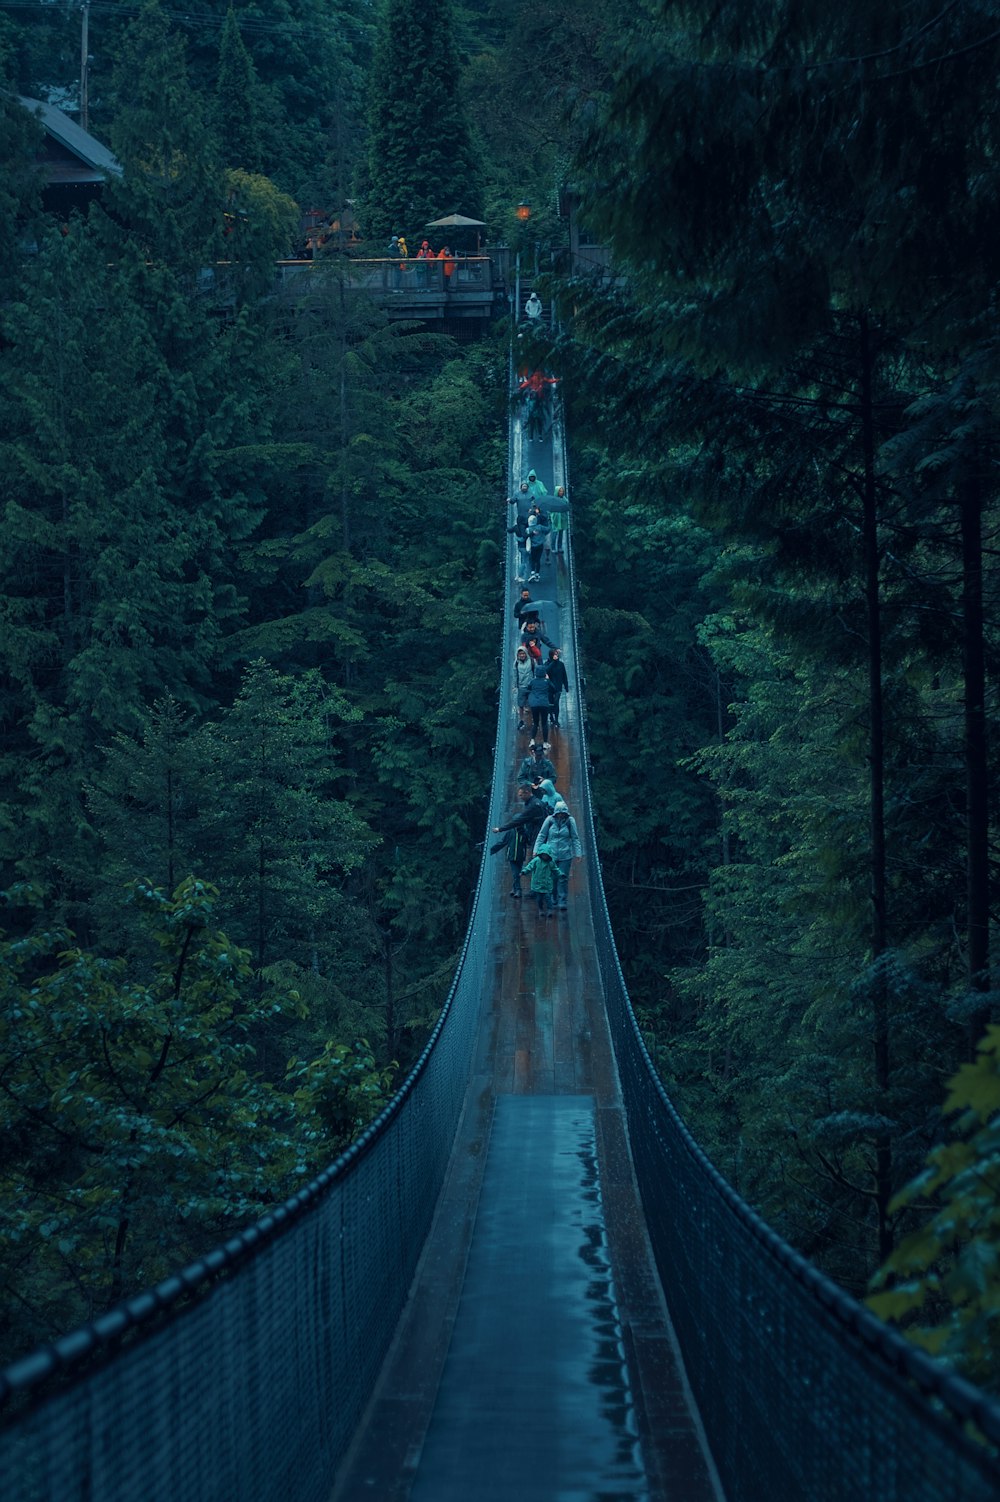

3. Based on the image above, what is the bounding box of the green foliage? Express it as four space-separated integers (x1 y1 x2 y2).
0 878 394 1364
0 83 42 280
555 0 1000 1289
869 1024 1000 1391
223 167 300 297
214 7 265 173
103 1 225 268
362 0 482 240
0 223 272 888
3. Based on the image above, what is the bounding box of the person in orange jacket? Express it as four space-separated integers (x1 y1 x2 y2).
416 239 434 285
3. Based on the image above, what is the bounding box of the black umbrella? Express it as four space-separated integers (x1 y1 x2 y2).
542 498 570 513
516 598 560 616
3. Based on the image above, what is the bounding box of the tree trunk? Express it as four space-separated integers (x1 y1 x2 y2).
339 276 351 553
859 310 893 1261
383 927 396 1063
961 463 991 1052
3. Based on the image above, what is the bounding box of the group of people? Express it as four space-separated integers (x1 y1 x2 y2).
386 235 456 282
507 472 568 579
490 466 582 918
491 742 582 917
517 370 560 440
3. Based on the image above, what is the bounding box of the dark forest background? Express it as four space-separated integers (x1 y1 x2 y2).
2 0 999 1390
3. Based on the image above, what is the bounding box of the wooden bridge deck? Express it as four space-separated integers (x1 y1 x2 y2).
331 437 721 1502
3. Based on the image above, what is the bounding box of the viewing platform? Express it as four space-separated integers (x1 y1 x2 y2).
272 254 505 325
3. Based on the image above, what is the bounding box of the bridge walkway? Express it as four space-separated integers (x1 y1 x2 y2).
332 435 721 1501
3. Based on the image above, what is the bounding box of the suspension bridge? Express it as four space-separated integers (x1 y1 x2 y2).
3 393 1000 1502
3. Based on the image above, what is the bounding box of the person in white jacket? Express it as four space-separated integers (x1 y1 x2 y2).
534 800 582 911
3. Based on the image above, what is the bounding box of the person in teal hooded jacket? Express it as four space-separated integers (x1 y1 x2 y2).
535 801 582 911
521 843 557 917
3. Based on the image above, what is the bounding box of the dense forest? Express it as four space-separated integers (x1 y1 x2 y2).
2 0 999 1393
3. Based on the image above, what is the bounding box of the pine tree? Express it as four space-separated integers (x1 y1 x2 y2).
362 0 481 240
0 59 42 280
214 6 264 173
102 0 224 269
206 663 376 1027
556 0 1000 1270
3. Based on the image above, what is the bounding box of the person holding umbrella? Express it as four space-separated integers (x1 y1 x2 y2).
514 588 540 627
520 618 556 663
493 782 550 854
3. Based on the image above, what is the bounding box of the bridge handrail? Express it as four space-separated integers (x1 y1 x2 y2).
555 413 1000 1500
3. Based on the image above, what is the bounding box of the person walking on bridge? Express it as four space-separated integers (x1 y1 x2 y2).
520 618 555 664
517 741 556 788
545 649 569 729
490 823 529 898
508 511 530 582
525 509 550 581
493 783 549 848
549 485 568 556
523 469 548 503
521 844 557 918
513 645 534 731
515 588 540 627
526 662 555 744
535 801 582 912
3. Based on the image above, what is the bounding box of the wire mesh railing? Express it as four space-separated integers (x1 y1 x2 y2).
556 409 1000 1502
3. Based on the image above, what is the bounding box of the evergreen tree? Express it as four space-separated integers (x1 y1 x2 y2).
0 58 42 279
81 698 224 947
554 0 1000 1274
214 6 265 173
102 0 224 269
206 662 377 1035
362 0 481 240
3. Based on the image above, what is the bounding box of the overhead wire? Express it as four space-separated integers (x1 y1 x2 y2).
0 0 337 40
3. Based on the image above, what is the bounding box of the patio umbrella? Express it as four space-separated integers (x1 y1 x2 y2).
425 214 487 227
425 213 487 251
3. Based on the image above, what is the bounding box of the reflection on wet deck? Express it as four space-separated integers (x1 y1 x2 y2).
410 1097 646 1501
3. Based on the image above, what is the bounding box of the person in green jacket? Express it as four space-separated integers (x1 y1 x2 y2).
521 844 557 918
549 486 568 557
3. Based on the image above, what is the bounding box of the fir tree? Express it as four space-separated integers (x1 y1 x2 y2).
0 65 42 279
362 0 481 240
214 7 265 174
